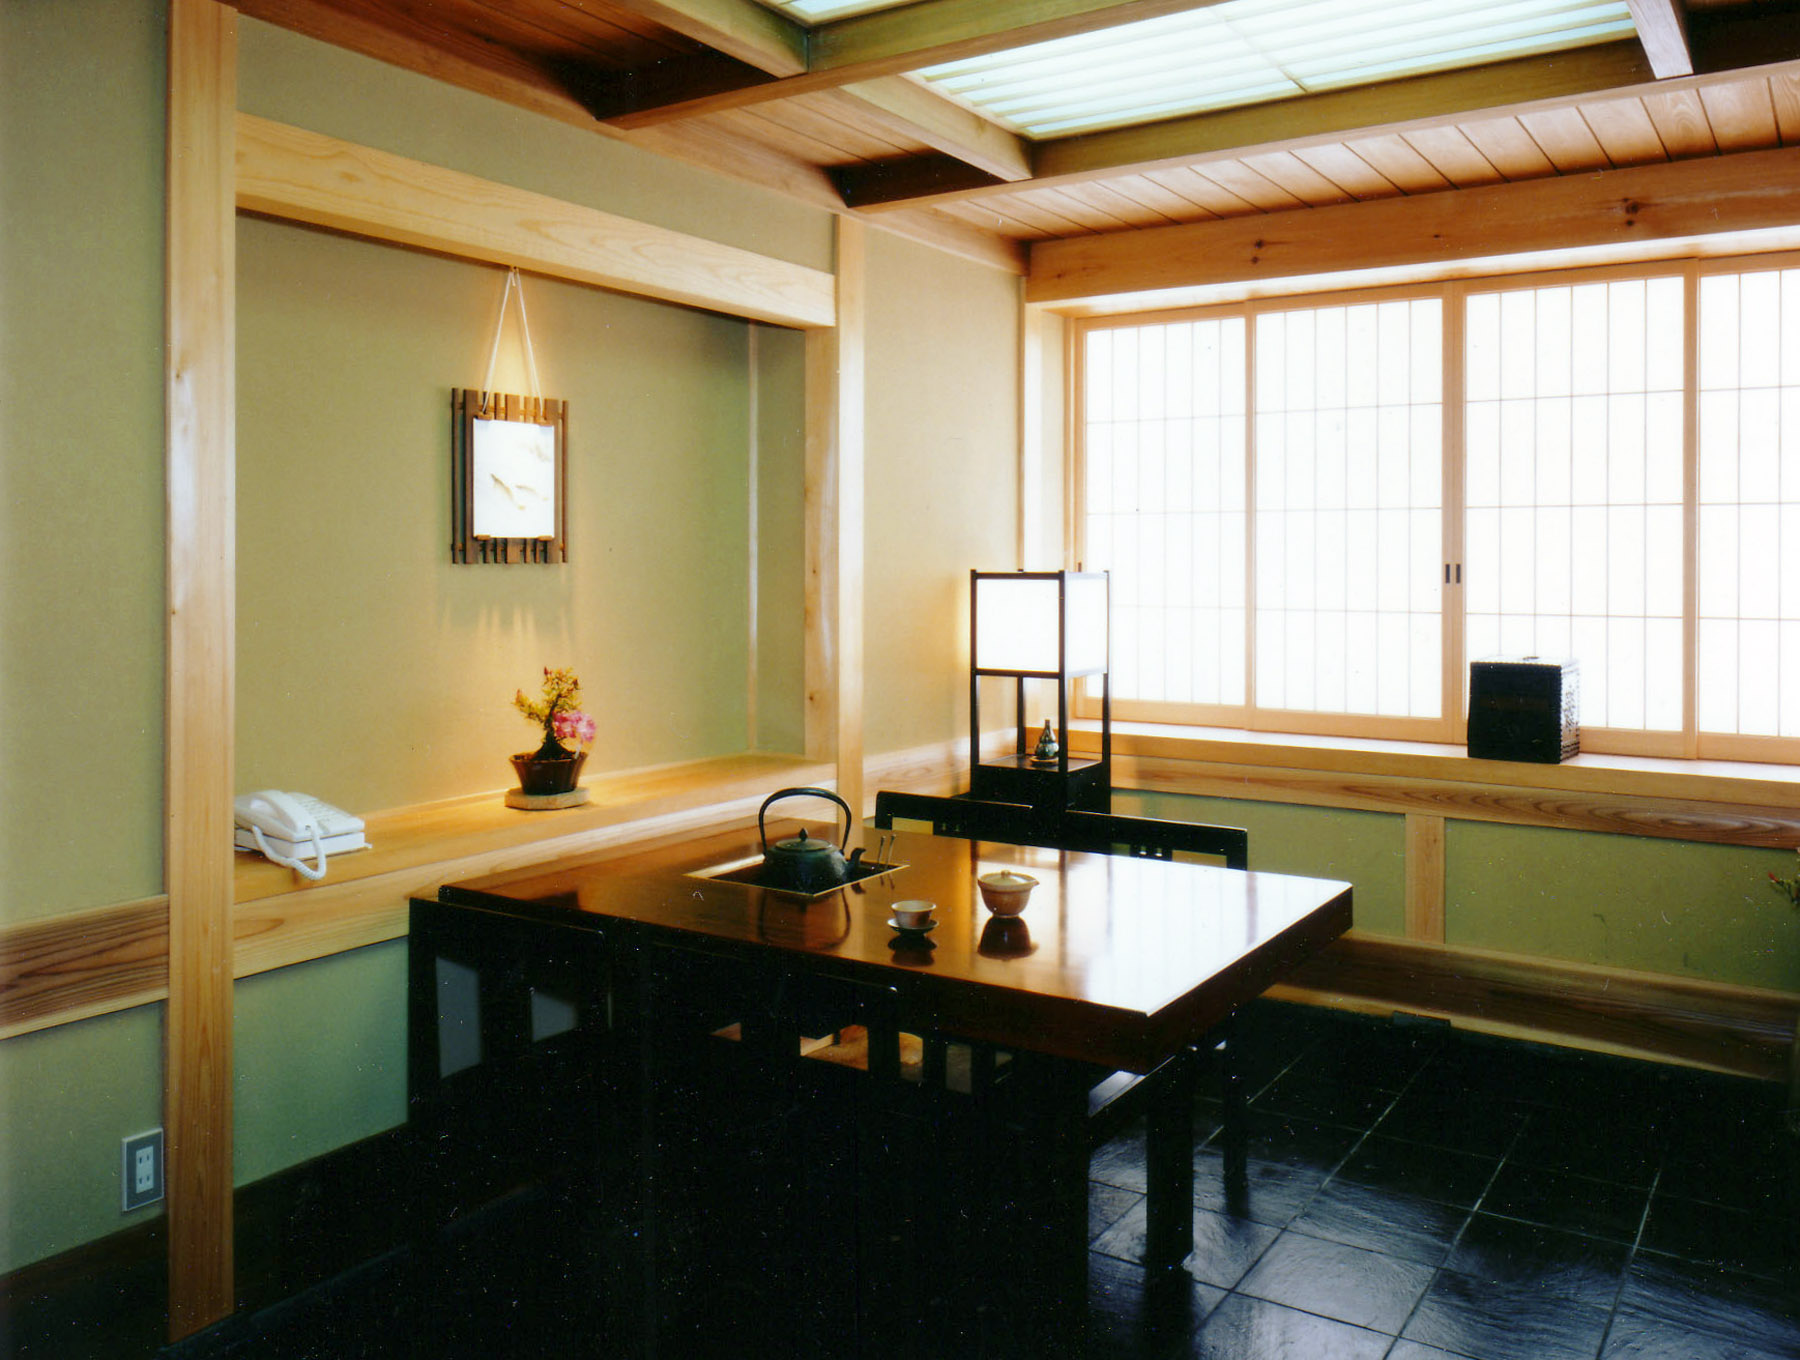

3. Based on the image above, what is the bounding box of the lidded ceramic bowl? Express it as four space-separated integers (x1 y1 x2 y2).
976 871 1037 917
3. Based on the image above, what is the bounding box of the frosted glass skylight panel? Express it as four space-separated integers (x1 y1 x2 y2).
915 0 1636 138
758 0 910 19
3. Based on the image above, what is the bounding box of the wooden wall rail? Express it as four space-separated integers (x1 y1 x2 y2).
0 737 1011 1042
1108 751 1800 849
1270 932 1800 1081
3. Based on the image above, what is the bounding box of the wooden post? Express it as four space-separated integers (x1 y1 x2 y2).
1404 813 1447 944
166 0 237 1336
804 218 866 820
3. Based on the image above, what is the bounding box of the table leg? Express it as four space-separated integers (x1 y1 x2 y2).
1145 1045 1198 1271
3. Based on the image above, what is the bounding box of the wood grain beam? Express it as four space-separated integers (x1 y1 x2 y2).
231 0 845 209
1627 0 1693 78
587 0 808 75
1404 814 1446 943
822 81 1032 182
1111 750 1800 846
235 114 837 327
1270 932 1799 1080
1027 145 1800 303
594 0 1223 125
166 0 237 1337
854 42 1654 210
803 218 866 814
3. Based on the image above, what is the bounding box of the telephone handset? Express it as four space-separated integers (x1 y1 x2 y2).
233 790 368 881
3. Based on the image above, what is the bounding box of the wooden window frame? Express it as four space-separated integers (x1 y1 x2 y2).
1072 252 1800 768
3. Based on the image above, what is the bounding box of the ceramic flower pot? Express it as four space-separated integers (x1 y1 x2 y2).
510 749 587 795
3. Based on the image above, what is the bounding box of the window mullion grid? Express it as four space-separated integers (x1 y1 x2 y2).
1443 282 1468 741
1681 264 1700 757
1244 308 1260 724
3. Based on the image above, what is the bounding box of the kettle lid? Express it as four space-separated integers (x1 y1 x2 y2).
774 827 835 856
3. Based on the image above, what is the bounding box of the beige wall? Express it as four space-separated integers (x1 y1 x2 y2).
1 0 168 924
236 217 796 809
863 230 1023 755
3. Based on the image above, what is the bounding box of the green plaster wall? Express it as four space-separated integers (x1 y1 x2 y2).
0 1007 166 1274
233 943 409 1186
235 216 786 808
0 0 167 923
1121 791 1408 938
1448 822 1800 991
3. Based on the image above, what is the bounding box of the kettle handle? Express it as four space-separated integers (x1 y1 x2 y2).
758 786 853 855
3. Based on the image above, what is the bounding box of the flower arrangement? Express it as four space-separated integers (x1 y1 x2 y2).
513 666 595 761
1769 850 1800 907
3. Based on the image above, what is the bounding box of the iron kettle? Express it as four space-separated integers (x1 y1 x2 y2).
757 786 865 894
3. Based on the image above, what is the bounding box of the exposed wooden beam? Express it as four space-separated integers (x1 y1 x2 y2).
596 0 1225 125
232 0 847 208
1627 0 1693 78
854 41 1655 210
824 80 1032 182
1027 145 1800 303
586 0 808 75
839 154 1009 207
235 115 838 327
166 0 238 1338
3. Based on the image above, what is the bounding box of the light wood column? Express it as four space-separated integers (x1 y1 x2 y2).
165 0 237 1336
1404 812 1447 943
804 217 866 817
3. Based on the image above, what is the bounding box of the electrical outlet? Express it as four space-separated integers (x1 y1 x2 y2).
122 1129 163 1212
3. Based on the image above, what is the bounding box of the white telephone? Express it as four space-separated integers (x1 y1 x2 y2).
233 790 368 881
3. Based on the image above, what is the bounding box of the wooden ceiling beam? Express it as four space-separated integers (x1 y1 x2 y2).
1625 0 1692 78
1026 145 1800 302
824 79 1031 181
851 41 1657 210
582 0 807 75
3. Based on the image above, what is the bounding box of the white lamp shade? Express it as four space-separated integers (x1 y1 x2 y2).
973 572 1108 676
975 575 1059 672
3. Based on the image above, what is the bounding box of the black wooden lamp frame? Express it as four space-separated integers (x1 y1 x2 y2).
968 569 1111 815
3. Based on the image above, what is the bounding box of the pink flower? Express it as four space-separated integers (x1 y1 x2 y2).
552 709 596 745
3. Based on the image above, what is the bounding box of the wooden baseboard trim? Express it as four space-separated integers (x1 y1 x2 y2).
1269 932 1800 1081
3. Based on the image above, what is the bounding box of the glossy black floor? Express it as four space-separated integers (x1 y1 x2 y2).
1084 1002 1800 1360
149 1001 1798 1360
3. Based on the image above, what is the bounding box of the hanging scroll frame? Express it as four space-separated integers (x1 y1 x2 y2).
451 267 568 565
451 388 568 564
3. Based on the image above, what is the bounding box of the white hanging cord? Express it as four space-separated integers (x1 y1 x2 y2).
482 267 543 401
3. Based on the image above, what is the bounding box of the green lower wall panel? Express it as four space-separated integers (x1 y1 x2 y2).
1447 821 1800 992
233 942 409 1188
1120 790 1406 939
0 1005 165 1276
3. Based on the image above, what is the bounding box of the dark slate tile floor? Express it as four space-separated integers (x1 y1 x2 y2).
139 1001 1799 1360
1085 1002 1800 1360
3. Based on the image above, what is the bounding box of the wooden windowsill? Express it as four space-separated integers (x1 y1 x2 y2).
232 750 829 905
1070 719 1800 810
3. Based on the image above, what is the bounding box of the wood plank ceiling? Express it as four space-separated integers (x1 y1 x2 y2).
232 0 1800 283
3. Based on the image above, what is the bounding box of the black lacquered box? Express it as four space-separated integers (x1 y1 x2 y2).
1468 657 1580 763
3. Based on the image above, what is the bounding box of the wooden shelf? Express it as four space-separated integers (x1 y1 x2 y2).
233 751 828 905
1071 720 1800 811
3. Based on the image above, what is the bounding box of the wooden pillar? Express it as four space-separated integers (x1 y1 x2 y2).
165 0 237 1336
804 217 866 819
1404 812 1447 944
